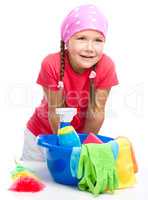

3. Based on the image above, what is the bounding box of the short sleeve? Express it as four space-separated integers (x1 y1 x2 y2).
95 55 119 89
36 55 59 90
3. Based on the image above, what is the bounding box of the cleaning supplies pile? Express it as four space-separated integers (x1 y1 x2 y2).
71 134 137 196
56 108 138 196
70 133 118 195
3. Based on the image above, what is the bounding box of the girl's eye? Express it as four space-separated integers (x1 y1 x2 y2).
76 37 104 42
95 38 104 42
77 37 86 40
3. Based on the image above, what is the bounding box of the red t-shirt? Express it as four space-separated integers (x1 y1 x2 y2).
27 51 119 136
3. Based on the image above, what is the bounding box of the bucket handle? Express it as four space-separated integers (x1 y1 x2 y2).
36 136 51 148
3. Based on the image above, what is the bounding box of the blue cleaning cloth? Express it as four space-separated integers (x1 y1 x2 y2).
109 140 119 160
70 147 81 177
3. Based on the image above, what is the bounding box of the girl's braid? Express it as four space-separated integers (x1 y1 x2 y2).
60 40 65 81
59 40 65 107
89 65 96 110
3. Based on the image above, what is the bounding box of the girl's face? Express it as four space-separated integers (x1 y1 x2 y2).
67 30 105 73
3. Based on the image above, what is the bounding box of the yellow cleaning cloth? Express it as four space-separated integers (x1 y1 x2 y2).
116 137 137 188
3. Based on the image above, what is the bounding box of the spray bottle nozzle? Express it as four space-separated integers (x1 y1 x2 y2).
56 108 77 122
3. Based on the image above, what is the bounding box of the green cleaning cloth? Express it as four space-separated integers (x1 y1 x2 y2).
77 143 119 195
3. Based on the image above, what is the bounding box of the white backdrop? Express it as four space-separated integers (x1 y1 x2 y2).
0 0 147 198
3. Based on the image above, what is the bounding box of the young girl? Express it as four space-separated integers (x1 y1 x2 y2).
21 4 119 161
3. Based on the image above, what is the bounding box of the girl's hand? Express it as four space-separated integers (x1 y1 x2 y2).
43 87 65 133
83 88 110 133
87 88 110 117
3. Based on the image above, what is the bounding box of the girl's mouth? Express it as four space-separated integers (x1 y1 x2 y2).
80 55 94 58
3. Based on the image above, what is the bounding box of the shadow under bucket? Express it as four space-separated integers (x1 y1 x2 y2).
37 133 113 186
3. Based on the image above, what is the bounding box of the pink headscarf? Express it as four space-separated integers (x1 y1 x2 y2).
61 4 108 43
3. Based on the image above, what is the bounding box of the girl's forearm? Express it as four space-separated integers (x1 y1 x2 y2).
48 110 60 133
82 110 105 133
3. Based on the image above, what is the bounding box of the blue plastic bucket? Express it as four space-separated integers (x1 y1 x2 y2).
37 133 113 186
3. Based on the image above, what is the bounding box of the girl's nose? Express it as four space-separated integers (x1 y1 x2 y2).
86 41 94 51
